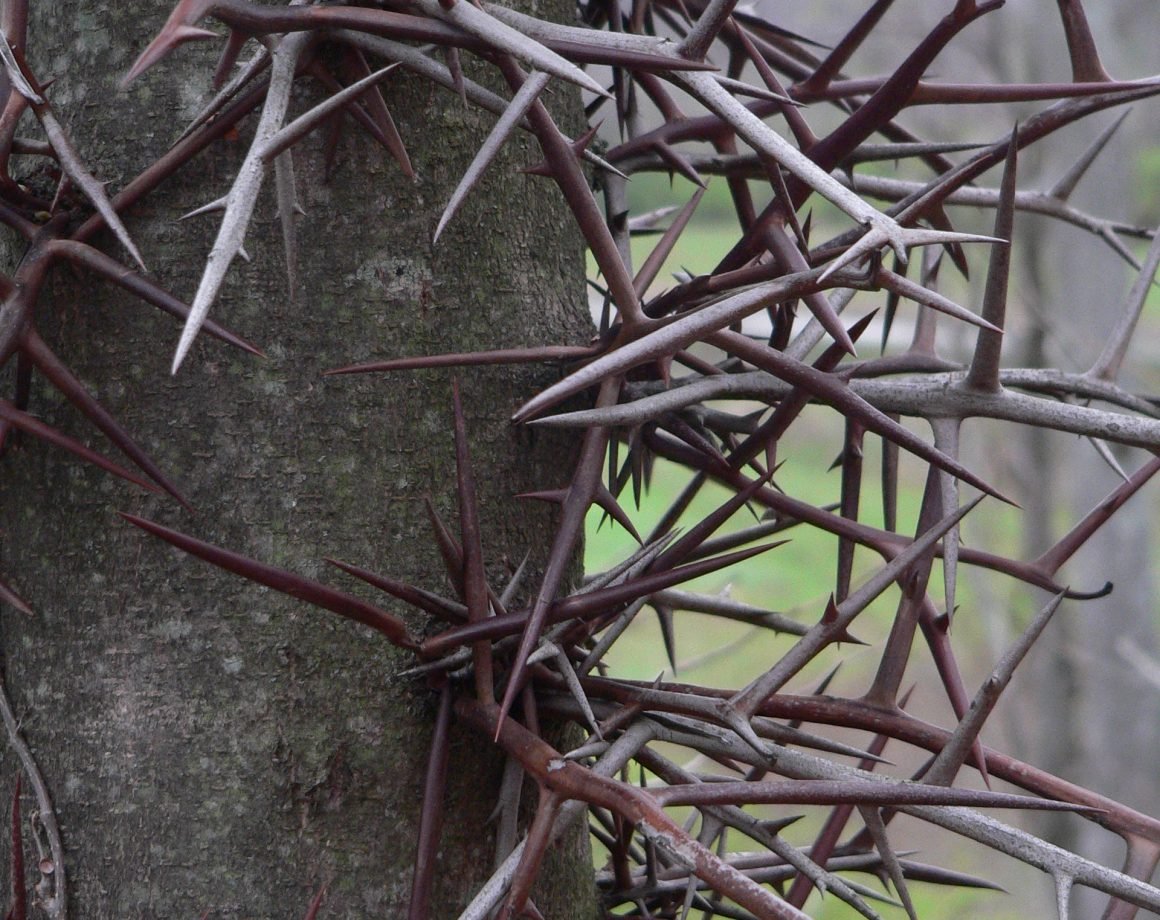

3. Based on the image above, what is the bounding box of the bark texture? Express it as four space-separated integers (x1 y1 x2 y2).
0 3 594 917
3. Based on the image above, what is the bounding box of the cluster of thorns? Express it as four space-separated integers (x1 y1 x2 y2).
1 0 1160 917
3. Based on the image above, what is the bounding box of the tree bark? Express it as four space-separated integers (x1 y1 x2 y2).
0 3 594 917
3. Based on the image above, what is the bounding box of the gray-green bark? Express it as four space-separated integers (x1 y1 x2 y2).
0 3 594 916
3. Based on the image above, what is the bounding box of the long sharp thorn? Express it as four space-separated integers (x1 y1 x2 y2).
859 806 917 920
325 558 466 624
0 577 33 616
302 880 328 920
1085 437 1130 482
424 496 465 598
0 47 139 264
655 606 678 674
927 593 1065 787
274 150 300 305
0 401 163 495
501 60 644 329
211 27 249 89
731 497 983 714
414 0 606 97
118 513 416 649
710 329 1010 502
876 267 1000 332
1056 0 1112 82
836 419 864 603
453 380 495 704
36 106 146 270
172 33 309 373
406 684 452 920
881 418 900 533
424 541 785 656
930 418 962 622
344 48 412 177
653 466 774 571
1049 110 1130 202
258 62 404 164
963 130 1017 393
803 0 894 92
547 641 602 736
23 331 190 510
52 240 262 356
633 186 705 297
122 0 217 86
497 377 616 731
10 775 25 920
592 483 642 543
1034 454 1160 577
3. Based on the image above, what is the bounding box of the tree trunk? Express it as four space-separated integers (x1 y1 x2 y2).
0 3 594 917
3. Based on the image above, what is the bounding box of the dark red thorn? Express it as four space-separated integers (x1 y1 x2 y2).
862 469 944 708
836 419 866 604
0 400 163 496
122 1 218 87
881 418 900 533
323 344 600 376
592 482 642 543
444 47 466 104
1035 453 1160 577
633 185 706 297
22 330 191 511
658 413 725 468
762 224 856 354
800 0 894 94
424 496 466 600
506 66 644 330
501 788 562 919
9 776 25 920
733 28 816 149
655 606 678 673
302 881 328 920
325 559 466 625
919 602 990 786
118 513 416 650
406 685 451 920
51 239 262 356
341 48 414 179
651 141 704 188
452 380 495 704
